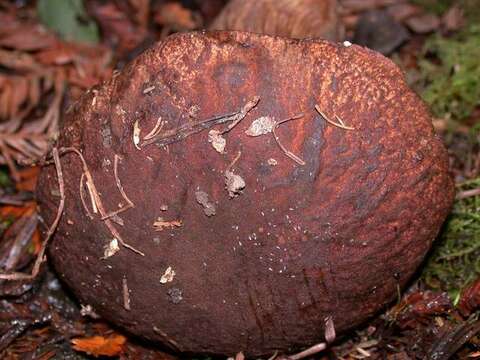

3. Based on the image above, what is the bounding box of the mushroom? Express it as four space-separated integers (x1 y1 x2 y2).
210 0 344 41
36 31 454 356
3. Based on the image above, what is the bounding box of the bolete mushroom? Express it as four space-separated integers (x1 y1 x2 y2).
36 31 454 356
210 0 344 41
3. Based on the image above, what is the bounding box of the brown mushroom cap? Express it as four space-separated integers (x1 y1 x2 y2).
210 0 343 41
37 31 454 356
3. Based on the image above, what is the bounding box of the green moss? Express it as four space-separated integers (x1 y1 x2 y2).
422 177 480 300
417 24 480 122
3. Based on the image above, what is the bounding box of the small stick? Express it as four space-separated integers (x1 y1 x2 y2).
289 342 327 360
122 276 131 311
101 154 134 220
85 179 98 214
456 187 480 200
59 147 144 256
220 97 260 135
0 147 65 280
141 97 260 147
315 105 355 130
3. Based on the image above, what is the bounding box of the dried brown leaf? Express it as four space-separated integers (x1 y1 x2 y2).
71 334 126 357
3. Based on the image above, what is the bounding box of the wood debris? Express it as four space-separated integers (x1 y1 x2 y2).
143 85 155 94
102 238 120 259
225 171 245 198
225 151 245 198
195 190 216 216
324 316 336 343
267 158 277 166
153 217 182 231
208 129 226 153
160 266 176 284
122 276 131 311
133 119 141 150
141 96 260 147
80 304 100 319
245 116 275 136
244 113 305 165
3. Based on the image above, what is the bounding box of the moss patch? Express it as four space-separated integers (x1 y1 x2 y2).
417 24 480 122
422 176 480 302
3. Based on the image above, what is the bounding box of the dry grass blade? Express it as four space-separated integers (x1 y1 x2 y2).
0 147 65 280
143 117 164 140
272 114 306 166
79 173 94 219
141 96 260 147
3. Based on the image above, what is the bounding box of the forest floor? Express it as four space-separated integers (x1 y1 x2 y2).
0 0 479 359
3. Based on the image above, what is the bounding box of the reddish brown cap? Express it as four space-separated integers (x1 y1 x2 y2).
37 31 454 356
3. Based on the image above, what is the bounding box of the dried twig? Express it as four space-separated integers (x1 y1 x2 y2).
141 96 260 147
59 147 144 256
315 105 355 130
101 154 135 220
0 147 65 280
289 342 327 360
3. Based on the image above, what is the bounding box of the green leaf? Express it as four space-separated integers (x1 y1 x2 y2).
37 0 100 44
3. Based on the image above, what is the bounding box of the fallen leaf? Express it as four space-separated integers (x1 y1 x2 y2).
71 334 126 357
37 0 100 44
